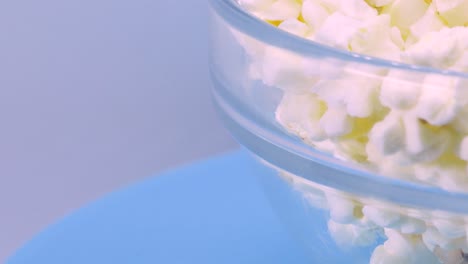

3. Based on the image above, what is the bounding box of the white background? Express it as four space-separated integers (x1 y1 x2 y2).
0 0 237 261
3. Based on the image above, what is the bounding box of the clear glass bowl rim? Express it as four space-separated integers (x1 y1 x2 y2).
209 0 468 214
210 0 468 79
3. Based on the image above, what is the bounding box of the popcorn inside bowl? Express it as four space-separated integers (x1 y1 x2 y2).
226 0 468 263
232 0 468 191
281 170 468 264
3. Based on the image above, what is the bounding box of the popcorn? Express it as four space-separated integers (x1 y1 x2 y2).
301 0 330 33
319 105 353 138
314 13 401 60
348 15 403 60
433 0 468 27
458 136 468 161
276 93 327 141
371 229 439 264
314 12 365 50
453 52 468 72
325 191 361 224
413 164 441 183
368 111 405 155
434 164 468 192
281 170 467 262
422 226 468 251
233 0 468 261
335 137 369 162
237 0 276 11
403 28 468 69
278 19 310 36
365 0 395 7
432 218 466 239
408 4 445 41
379 70 423 110
261 46 319 92
302 57 344 79
414 74 462 126
402 114 451 163
328 220 380 247
452 105 468 133
239 0 302 21
398 217 427 235
383 0 429 34
336 0 378 20
433 247 468 264
362 205 402 228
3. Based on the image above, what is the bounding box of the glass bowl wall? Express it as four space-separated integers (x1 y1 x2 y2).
209 0 468 263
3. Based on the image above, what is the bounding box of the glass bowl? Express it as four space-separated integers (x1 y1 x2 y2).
208 0 468 263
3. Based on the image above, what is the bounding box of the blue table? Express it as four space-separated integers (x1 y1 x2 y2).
7 150 308 263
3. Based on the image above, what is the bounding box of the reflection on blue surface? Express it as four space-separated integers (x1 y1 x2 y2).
7 151 309 264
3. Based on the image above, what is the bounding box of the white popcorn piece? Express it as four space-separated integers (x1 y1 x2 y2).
435 165 468 192
454 76 468 107
314 12 364 50
313 139 339 154
413 164 441 183
325 191 360 224
434 247 468 264
389 26 405 50
328 220 380 247
380 70 423 110
282 172 329 209
433 0 468 27
458 136 468 161
413 161 468 191
278 19 310 36
362 205 402 228
383 0 429 33
453 52 468 72
368 111 405 155
403 28 467 69
314 12 402 60
423 226 468 251
433 218 466 239
451 109 468 134
348 15 403 61
335 138 368 162
276 92 327 141
319 105 353 138
370 246 401 264
310 79 346 107
365 0 395 7
302 57 345 82
316 0 341 12
402 114 451 163
336 0 378 21
301 187 328 209
366 142 416 179
259 0 302 21
312 68 382 118
346 61 390 77
398 217 427 235
238 0 276 12
342 76 381 118
301 0 330 33
371 229 439 264
408 4 445 41
415 74 461 126
261 46 319 92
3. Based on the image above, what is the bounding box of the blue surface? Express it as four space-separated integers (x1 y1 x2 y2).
7 150 308 264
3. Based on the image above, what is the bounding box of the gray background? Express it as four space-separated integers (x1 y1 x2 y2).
0 0 237 261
